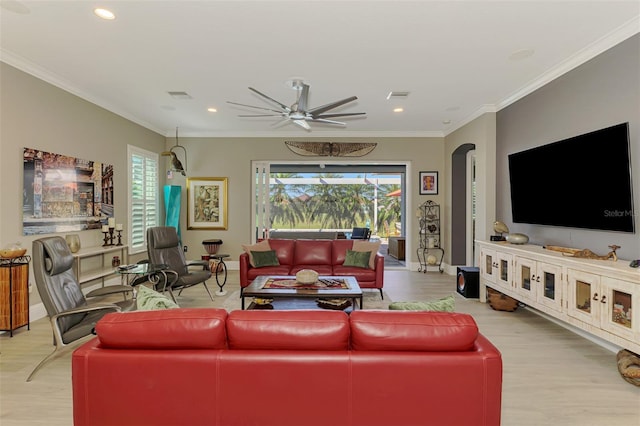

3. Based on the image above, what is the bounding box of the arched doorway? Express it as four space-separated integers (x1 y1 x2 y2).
451 144 476 266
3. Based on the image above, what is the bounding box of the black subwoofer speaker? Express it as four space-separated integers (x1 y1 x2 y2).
456 266 480 298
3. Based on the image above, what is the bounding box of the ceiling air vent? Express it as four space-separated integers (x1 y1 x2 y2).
167 91 192 100
386 91 410 100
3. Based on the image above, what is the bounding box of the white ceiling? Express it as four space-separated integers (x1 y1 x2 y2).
1 1 639 138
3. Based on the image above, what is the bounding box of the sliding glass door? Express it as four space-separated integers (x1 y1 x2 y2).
251 161 406 243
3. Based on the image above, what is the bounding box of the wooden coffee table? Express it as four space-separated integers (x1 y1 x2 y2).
242 275 363 310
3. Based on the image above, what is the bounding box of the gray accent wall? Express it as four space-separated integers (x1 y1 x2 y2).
496 34 639 261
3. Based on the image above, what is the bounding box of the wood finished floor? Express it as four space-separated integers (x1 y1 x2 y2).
1 269 639 426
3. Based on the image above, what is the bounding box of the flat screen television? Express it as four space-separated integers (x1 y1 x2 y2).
508 122 635 233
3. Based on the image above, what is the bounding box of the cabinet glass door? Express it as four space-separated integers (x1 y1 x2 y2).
536 262 563 312
481 249 496 283
567 269 599 323
515 257 537 302
495 252 512 290
600 277 638 341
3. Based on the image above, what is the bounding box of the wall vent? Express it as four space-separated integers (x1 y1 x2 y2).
167 91 192 99
386 91 410 99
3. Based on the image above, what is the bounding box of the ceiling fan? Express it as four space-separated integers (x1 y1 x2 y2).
227 80 365 130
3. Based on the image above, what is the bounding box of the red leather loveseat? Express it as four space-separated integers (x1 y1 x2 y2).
72 308 502 426
240 238 384 297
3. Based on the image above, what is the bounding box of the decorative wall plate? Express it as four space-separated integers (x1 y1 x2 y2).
285 141 376 157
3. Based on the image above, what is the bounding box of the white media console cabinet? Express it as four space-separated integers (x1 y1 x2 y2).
476 240 640 354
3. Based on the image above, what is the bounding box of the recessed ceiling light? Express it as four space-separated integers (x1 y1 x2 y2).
94 8 115 20
393 108 404 113
207 107 217 113
442 120 452 125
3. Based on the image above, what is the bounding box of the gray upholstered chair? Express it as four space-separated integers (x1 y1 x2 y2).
146 226 214 302
27 236 135 381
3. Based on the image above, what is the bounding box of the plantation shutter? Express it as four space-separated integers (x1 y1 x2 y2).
252 161 270 242
128 146 159 253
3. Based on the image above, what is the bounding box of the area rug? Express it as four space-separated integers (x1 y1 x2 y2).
222 289 391 311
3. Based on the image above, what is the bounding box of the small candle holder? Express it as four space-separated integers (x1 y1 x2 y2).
102 231 111 247
116 229 123 246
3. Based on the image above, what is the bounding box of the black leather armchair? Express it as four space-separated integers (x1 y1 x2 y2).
27 236 135 381
146 226 214 302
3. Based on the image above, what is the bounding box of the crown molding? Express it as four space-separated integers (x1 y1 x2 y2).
497 16 640 111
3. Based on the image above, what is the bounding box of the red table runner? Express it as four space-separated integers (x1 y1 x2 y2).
262 278 349 290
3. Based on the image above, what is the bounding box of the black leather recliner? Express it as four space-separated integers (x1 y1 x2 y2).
27 236 135 381
146 226 214 302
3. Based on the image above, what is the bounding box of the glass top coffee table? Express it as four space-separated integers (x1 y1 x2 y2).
242 275 363 310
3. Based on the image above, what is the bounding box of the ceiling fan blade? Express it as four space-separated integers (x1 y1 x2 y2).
238 114 282 117
226 101 283 114
293 119 311 130
248 87 290 111
309 118 346 126
308 96 358 116
295 84 310 112
271 118 291 128
315 112 367 119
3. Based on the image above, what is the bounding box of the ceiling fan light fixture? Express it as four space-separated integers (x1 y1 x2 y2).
228 80 365 131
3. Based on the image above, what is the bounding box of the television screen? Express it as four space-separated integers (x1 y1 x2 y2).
508 122 635 233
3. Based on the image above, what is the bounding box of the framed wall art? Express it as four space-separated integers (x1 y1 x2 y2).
419 171 438 195
22 147 114 235
187 177 228 230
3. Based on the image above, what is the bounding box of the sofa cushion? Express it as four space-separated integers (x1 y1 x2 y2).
293 239 333 265
388 295 455 312
136 284 179 311
352 240 381 269
332 265 377 283
343 249 371 269
267 239 296 265
349 311 478 352
331 239 354 265
251 250 280 267
242 240 271 267
95 308 228 349
227 310 350 350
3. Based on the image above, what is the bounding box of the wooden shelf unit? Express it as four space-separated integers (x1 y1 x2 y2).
477 240 640 354
72 245 128 286
388 237 406 260
0 255 30 336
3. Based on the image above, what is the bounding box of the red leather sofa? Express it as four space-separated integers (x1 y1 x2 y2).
240 238 384 297
72 309 502 426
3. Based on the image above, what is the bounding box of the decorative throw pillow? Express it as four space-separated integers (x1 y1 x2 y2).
343 249 372 269
251 250 280 268
136 285 179 311
241 240 271 267
352 240 382 269
388 295 455 312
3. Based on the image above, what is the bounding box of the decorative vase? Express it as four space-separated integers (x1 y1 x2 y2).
506 233 529 245
296 269 318 284
65 234 81 253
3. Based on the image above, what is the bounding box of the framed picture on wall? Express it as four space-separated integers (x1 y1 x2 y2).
187 177 228 230
419 171 438 195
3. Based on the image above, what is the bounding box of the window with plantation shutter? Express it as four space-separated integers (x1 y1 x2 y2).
128 146 159 254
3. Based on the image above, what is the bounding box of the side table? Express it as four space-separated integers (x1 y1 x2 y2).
208 254 229 296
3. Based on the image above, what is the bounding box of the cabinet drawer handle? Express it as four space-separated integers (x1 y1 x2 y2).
592 293 599 301
600 295 606 303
